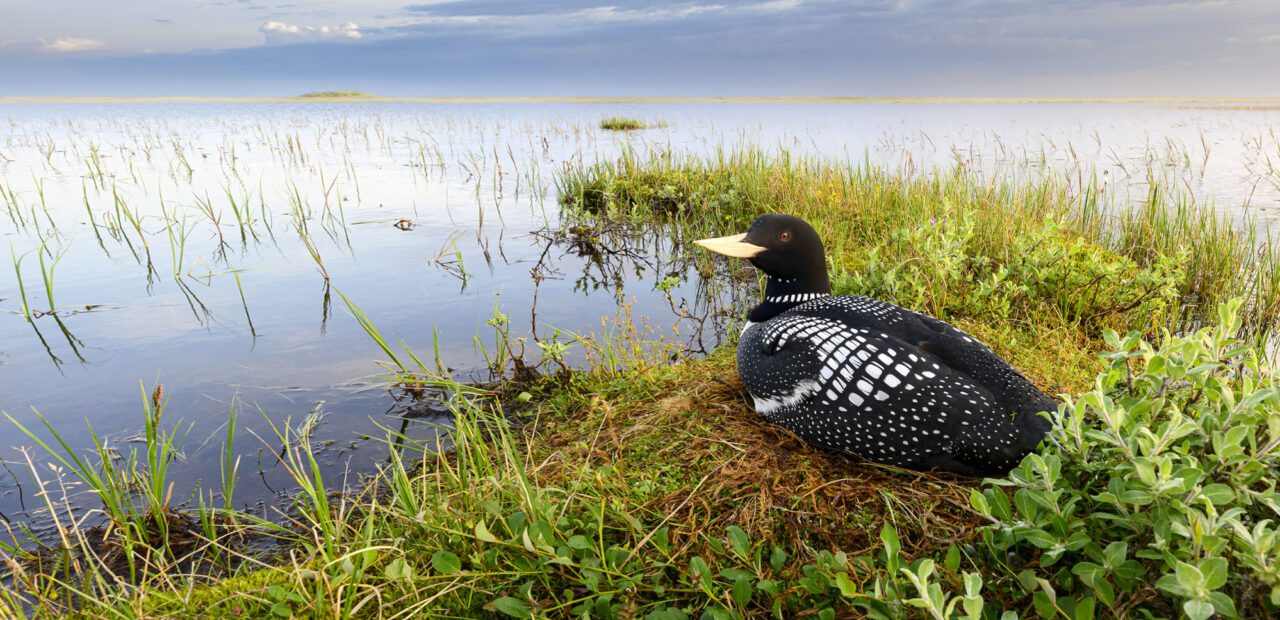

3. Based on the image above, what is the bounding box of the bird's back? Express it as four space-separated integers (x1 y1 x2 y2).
737 295 1056 474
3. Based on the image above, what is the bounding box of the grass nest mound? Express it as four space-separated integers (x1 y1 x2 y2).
526 351 982 565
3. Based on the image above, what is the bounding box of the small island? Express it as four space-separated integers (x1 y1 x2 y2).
599 116 653 130
296 90 377 99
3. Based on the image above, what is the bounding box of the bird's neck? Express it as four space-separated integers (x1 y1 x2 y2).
748 273 831 322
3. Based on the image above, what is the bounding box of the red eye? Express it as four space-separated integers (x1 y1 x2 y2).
779 232 791 242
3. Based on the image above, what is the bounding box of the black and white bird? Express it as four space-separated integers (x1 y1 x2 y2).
695 214 1057 475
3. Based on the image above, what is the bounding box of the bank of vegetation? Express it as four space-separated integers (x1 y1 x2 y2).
4 148 1279 618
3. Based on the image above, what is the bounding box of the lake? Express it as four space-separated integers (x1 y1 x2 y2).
2 101 1279 534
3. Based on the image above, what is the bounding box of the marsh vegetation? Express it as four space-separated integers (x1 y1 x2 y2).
599 117 657 131
2 102 1280 617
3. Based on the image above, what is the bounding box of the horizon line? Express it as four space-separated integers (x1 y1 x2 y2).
3 95 1280 105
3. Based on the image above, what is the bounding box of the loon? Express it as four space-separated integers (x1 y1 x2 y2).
696 214 1057 475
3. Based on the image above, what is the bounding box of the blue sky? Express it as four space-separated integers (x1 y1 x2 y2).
2 0 1279 96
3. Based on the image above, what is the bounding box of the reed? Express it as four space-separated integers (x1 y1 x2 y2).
231 268 256 337
158 196 190 278
222 183 252 245
221 397 240 514
82 181 109 255
36 239 62 316
10 244 32 321
31 174 59 236
337 290 407 375
299 230 330 282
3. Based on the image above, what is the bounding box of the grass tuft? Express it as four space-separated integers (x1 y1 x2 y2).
599 117 655 131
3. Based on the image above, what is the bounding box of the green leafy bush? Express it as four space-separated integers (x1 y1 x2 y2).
836 215 1184 335
973 299 1280 618
999 225 1184 333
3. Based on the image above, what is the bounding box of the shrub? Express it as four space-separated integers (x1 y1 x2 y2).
973 299 1280 618
835 215 1185 336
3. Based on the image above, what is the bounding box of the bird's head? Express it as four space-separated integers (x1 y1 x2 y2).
695 214 831 321
695 214 828 283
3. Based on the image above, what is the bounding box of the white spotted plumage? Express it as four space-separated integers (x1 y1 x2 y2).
738 295 1057 475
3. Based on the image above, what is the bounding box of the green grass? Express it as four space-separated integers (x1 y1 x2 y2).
599 117 654 131
558 147 1280 338
5 148 1280 618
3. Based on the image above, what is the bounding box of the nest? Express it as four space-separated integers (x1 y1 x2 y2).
530 359 982 565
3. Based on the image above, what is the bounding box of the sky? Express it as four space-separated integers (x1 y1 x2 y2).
1 0 1279 97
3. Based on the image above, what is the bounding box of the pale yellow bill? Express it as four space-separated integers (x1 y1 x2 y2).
694 233 766 258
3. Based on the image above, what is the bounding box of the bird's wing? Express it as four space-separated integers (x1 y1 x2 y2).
741 310 988 416
781 296 1054 413
736 317 827 417
741 310 1019 468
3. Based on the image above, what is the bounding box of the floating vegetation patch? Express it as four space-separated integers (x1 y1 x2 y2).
599 116 659 131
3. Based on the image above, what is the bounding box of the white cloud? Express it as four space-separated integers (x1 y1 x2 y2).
42 37 106 52
1226 34 1280 44
570 5 725 23
259 21 363 44
749 0 805 11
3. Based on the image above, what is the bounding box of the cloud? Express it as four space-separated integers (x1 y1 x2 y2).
749 0 805 11
259 21 362 44
390 0 815 38
42 37 106 52
1226 33 1280 44
404 0 731 19
569 4 726 23
5 0 1280 97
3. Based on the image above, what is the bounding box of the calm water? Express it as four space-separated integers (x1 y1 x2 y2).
2 102 1279 531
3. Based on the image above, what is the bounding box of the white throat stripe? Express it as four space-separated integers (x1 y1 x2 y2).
766 293 828 304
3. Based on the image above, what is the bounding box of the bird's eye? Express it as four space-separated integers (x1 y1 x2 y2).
779 232 791 242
